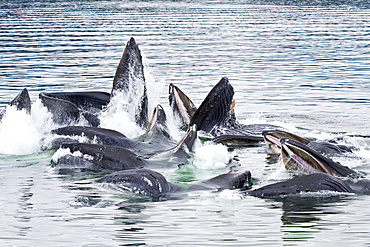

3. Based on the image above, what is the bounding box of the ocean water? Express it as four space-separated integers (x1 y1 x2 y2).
1 0 370 246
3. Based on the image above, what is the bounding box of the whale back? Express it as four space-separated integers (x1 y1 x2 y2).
96 168 172 200
57 143 147 172
51 126 136 149
189 170 252 191
248 173 354 198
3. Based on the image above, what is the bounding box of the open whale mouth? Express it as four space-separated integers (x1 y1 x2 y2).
168 83 197 126
146 105 167 132
280 138 324 174
280 138 356 177
263 130 311 154
39 91 111 126
174 124 198 152
190 77 234 133
262 131 282 154
0 88 32 122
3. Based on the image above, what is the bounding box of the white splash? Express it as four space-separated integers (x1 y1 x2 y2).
99 56 167 139
355 148 370 161
51 147 94 163
0 100 56 155
0 107 40 154
52 147 73 163
217 189 244 200
99 94 144 138
239 114 297 131
144 58 164 117
266 160 293 181
193 143 231 169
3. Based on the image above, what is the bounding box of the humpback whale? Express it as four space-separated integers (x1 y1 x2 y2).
0 88 31 121
263 130 312 154
52 124 198 173
169 83 197 126
247 173 355 198
111 37 148 128
169 77 237 133
5 36 370 211
248 172 370 198
39 91 110 126
39 37 148 128
50 103 197 156
279 138 358 177
55 142 148 174
51 125 137 150
134 104 174 150
169 77 282 144
96 168 251 200
245 132 370 199
189 77 234 133
263 130 353 157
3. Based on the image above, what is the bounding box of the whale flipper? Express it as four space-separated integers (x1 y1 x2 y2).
112 37 148 128
248 173 354 198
